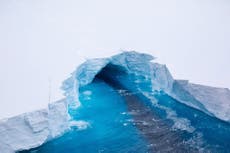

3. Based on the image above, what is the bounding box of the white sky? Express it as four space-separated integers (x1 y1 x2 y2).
0 0 230 118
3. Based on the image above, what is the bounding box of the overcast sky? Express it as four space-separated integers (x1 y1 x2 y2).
0 0 230 118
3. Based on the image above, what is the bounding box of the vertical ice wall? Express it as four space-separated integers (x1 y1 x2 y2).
0 100 70 153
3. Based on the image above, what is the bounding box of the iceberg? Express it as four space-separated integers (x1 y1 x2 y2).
63 51 230 122
0 51 230 153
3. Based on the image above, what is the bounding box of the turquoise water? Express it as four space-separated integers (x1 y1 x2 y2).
20 79 149 153
20 64 230 153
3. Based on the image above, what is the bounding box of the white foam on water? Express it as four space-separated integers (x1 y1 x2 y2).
69 120 90 131
83 90 92 96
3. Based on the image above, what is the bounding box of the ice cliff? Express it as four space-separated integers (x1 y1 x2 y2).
63 51 230 122
0 51 230 153
0 100 70 153
172 80 230 122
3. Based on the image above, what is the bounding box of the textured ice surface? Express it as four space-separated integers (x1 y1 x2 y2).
172 80 230 122
63 51 230 122
0 100 70 153
62 51 174 107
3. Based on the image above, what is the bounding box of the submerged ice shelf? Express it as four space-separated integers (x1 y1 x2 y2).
0 51 230 153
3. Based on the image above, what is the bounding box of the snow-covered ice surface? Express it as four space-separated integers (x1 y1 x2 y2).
1 51 230 153
172 80 230 122
0 100 70 153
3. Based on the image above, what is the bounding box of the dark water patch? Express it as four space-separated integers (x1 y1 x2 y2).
121 90 198 153
154 93 230 152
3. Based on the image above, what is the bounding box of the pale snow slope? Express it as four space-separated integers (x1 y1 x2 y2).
172 80 230 122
